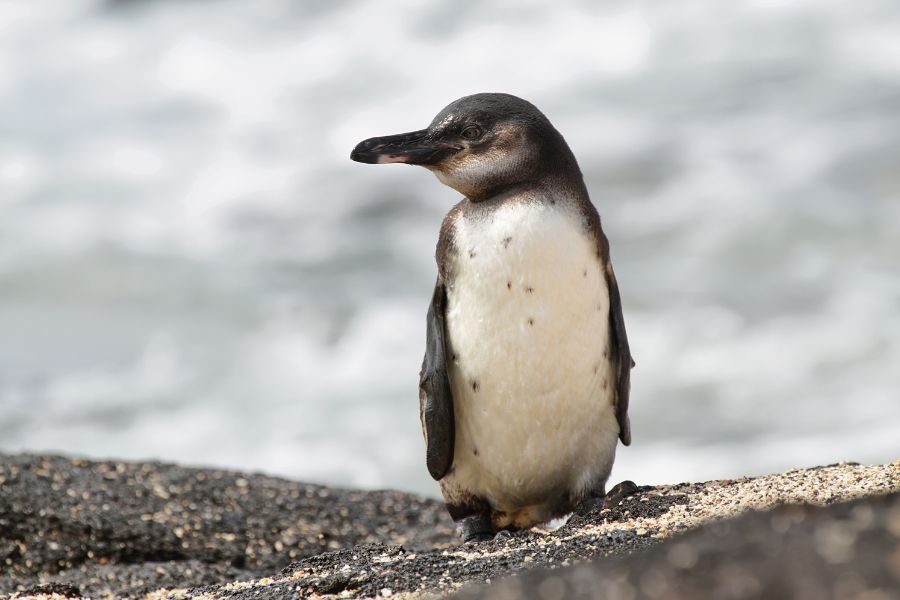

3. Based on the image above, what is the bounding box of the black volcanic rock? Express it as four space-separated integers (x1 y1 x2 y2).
453 490 900 600
0 454 453 598
1 454 897 599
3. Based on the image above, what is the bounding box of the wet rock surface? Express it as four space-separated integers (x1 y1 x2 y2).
1 454 897 599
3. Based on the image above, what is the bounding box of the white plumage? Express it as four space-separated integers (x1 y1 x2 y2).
442 197 620 527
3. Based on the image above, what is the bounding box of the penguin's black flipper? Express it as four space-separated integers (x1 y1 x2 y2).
419 279 455 480
605 263 633 446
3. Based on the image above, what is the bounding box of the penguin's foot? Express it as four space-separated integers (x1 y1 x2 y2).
603 480 641 507
462 528 513 544
575 480 644 516
456 513 494 543
575 493 600 516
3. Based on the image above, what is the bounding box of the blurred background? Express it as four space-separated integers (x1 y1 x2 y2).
1 0 898 498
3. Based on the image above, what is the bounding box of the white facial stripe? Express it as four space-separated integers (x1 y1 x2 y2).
432 126 531 196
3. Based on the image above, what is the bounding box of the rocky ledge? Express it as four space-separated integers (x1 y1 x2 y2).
1 454 897 599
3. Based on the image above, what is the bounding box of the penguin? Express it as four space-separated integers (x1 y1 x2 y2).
351 93 634 542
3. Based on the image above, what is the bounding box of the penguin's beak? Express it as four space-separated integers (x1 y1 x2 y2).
351 129 462 166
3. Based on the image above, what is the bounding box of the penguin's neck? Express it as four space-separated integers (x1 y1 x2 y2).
459 174 588 209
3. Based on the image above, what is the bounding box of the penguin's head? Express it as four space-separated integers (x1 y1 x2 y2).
351 93 579 201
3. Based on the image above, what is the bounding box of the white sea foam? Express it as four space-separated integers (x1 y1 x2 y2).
0 0 898 498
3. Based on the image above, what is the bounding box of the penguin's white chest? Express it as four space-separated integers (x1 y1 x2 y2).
444 199 619 521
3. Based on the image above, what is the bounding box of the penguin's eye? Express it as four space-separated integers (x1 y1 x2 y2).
460 126 481 140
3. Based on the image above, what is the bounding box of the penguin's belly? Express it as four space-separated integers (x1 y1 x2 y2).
444 201 619 525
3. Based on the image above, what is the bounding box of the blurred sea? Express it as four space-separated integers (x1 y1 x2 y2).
1 0 898 498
